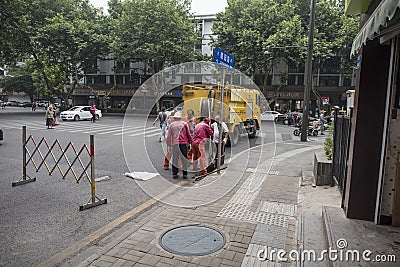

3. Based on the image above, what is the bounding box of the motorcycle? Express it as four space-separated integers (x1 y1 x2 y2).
293 122 319 136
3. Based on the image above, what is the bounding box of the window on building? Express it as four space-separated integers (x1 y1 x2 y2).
297 75 304 85
181 75 189 84
195 21 203 37
195 63 202 73
287 74 296 85
94 75 106 84
116 75 123 84
343 77 352 86
288 60 305 73
320 57 340 74
319 76 339 86
194 75 202 83
85 59 98 74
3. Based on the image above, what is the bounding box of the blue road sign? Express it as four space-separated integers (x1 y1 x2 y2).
356 55 361 69
213 47 234 69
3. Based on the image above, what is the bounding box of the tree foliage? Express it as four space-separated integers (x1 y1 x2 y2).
110 0 198 75
0 0 109 103
0 64 36 101
212 0 307 79
0 0 358 106
212 0 358 83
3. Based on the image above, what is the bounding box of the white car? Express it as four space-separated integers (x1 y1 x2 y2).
60 106 102 121
165 106 183 117
261 111 283 121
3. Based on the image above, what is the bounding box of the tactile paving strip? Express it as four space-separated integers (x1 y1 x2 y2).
258 201 296 217
217 172 295 228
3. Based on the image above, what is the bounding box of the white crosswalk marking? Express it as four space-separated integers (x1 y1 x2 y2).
128 128 159 137
1 120 159 138
2 121 300 142
112 126 148 136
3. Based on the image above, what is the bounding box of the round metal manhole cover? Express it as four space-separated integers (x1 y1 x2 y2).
159 225 226 256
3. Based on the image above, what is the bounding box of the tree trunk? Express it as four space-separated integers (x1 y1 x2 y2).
32 52 52 93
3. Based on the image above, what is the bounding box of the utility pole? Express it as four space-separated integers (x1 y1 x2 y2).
217 69 225 174
301 0 316 141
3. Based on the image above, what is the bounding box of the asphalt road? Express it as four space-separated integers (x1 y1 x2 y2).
0 107 297 266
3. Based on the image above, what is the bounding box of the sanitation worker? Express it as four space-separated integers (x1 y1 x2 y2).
192 117 213 175
166 112 192 179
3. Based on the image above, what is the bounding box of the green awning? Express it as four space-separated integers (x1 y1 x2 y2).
351 0 400 56
345 0 372 15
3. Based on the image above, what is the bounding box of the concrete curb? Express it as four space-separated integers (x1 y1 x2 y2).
296 213 304 267
322 206 338 267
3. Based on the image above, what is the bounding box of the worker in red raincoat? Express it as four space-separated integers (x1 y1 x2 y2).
192 117 213 175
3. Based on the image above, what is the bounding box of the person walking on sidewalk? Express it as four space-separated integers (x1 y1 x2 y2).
45 105 54 129
192 117 213 175
51 104 58 126
153 107 167 142
319 109 327 135
166 112 192 179
90 104 97 123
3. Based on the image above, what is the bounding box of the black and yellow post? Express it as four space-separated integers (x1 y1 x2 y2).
79 134 107 211
12 126 36 186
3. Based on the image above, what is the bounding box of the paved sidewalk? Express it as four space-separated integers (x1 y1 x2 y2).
43 140 323 267
322 206 400 267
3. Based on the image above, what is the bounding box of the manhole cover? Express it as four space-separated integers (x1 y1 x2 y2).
159 225 225 256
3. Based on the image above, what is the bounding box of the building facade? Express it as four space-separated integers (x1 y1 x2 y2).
342 0 400 226
262 57 355 114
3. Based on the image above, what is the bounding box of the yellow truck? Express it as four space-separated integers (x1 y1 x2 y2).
181 83 262 146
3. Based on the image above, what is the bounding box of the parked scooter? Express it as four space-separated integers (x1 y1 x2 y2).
293 122 319 136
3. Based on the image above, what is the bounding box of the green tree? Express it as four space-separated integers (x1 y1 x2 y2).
110 0 198 75
213 0 306 88
212 0 358 93
0 0 109 105
0 64 36 101
0 0 31 64
295 0 358 73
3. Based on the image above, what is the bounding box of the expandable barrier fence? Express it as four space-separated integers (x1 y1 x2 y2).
12 126 107 210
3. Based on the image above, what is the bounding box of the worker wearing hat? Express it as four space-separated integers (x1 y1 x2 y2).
192 117 213 175
166 112 192 179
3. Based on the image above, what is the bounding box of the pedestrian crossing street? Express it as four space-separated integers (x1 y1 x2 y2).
1 120 161 138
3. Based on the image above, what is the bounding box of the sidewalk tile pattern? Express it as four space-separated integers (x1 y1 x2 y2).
84 144 319 267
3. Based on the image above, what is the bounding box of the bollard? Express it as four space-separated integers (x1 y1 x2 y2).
12 126 36 186
79 134 107 210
